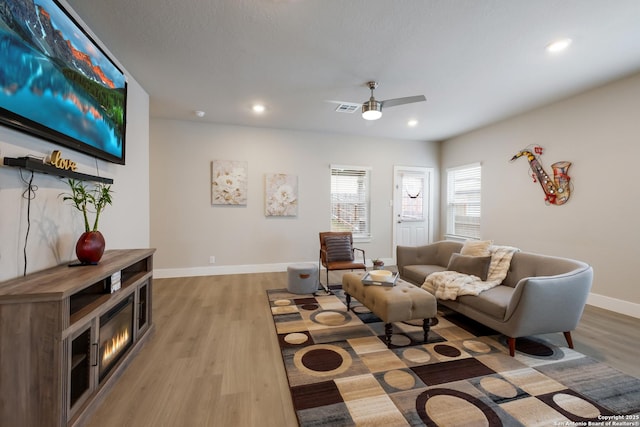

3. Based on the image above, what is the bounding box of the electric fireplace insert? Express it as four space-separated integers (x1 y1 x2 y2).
99 294 134 380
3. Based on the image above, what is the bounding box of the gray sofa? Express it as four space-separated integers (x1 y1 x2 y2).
396 241 593 356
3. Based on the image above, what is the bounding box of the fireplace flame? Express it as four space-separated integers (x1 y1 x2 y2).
102 328 130 365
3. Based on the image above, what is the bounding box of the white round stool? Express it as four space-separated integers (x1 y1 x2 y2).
287 263 318 294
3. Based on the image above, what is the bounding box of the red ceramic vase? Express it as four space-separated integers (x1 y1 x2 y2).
75 231 105 264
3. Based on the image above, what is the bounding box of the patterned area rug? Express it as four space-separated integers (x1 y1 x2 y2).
267 286 640 426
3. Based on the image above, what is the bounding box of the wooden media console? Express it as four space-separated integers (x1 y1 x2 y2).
0 249 155 427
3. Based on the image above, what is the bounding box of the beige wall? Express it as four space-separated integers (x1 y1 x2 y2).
0 1 150 282
440 72 640 316
149 120 439 276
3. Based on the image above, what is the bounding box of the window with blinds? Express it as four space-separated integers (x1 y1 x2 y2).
446 163 481 240
330 165 371 240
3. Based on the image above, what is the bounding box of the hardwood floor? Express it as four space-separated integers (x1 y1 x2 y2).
539 304 640 378
85 271 640 427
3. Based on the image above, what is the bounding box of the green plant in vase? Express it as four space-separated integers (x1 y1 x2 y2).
61 179 113 264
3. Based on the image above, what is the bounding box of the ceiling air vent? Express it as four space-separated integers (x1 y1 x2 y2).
335 102 360 113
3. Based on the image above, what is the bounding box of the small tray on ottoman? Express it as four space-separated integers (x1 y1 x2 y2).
361 271 398 287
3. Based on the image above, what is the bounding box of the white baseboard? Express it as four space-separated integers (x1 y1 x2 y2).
153 262 296 279
154 264 638 319
587 292 640 319
153 258 395 280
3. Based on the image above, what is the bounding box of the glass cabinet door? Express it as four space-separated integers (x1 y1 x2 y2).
69 319 96 417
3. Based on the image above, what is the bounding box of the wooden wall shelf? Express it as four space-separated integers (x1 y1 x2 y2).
3 157 114 184
0 249 155 427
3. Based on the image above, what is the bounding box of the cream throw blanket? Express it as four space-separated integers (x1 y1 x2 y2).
421 246 519 300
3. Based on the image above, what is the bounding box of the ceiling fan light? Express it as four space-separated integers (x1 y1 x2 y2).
362 109 382 120
362 101 382 120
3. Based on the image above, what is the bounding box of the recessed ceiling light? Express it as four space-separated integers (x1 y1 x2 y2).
252 104 266 113
407 119 418 127
194 110 205 118
546 38 572 53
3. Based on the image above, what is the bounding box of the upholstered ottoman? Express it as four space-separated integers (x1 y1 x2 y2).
287 263 318 294
342 272 437 346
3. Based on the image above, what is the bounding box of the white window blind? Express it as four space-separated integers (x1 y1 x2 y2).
330 165 371 240
446 163 481 240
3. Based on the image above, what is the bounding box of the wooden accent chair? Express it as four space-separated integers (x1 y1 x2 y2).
319 231 366 292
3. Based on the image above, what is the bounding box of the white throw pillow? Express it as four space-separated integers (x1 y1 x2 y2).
460 240 493 257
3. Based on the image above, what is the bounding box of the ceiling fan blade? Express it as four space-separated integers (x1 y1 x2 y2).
381 95 426 108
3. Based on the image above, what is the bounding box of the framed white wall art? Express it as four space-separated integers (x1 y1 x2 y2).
265 173 298 216
211 160 248 205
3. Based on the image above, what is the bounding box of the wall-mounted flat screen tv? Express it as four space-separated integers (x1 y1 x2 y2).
0 0 127 164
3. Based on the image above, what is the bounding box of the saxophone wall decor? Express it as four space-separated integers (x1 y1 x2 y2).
510 146 572 205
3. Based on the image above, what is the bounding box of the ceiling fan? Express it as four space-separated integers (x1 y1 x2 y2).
333 81 426 121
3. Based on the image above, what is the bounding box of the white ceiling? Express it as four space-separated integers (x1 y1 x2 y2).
65 0 640 142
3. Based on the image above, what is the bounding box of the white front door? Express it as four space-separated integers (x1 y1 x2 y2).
393 166 434 258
